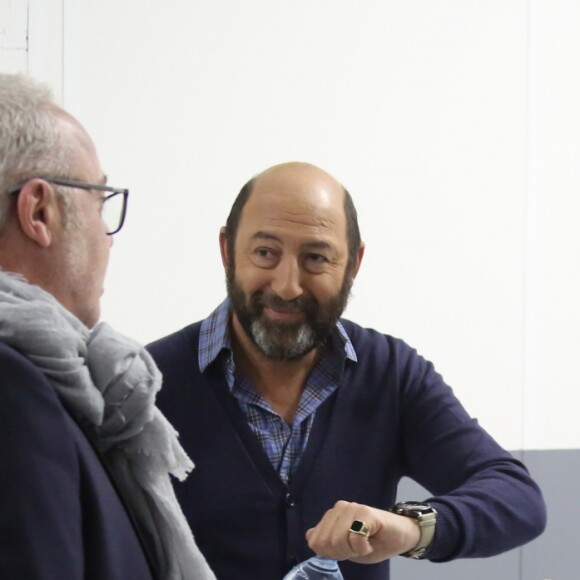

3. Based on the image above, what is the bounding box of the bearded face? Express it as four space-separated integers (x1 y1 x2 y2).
226 263 352 360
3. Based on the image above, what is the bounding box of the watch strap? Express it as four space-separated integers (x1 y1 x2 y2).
389 501 437 559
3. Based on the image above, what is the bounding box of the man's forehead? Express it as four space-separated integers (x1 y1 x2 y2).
237 190 347 248
241 187 344 228
247 170 344 218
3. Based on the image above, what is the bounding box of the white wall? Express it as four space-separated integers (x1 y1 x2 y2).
525 0 580 450
0 0 27 73
6 0 580 452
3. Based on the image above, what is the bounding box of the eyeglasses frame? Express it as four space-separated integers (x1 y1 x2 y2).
8 177 129 235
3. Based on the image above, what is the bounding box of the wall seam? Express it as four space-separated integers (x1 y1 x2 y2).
521 0 534 577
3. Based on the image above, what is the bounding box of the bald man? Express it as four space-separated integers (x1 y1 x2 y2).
148 162 546 580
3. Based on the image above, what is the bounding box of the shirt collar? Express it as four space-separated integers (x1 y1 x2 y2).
198 297 357 372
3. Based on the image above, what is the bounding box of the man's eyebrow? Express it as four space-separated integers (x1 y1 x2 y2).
250 231 281 242
301 240 334 252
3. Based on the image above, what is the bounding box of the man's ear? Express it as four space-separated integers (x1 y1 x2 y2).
219 227 230 269
16 179 59 248
350 242 365 280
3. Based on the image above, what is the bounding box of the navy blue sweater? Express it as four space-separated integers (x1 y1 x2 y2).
148 319 546 580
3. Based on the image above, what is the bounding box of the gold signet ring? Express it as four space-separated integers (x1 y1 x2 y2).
349 520 370 538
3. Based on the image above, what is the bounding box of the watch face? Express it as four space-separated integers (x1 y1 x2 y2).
400 501 431 510
407 504 430 511
393 502 435 516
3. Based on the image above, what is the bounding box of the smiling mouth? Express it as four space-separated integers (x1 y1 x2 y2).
262 307 305 322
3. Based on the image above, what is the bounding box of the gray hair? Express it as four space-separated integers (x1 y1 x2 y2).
0 74 73 231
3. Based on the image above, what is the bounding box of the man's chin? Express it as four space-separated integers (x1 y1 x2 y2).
250 321 318 360
254 343 317 362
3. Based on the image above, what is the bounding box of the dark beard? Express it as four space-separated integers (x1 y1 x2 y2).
226 265 352 361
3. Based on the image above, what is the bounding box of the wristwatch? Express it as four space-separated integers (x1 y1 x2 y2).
389 501 437 559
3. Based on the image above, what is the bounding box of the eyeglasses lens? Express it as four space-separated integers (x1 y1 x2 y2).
102 193 124 234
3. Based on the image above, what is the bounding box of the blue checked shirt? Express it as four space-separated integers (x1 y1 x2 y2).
198 298 357 485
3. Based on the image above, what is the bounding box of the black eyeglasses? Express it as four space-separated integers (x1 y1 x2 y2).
9 177 129 235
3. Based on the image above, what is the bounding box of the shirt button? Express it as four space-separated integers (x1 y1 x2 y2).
285 492 295 508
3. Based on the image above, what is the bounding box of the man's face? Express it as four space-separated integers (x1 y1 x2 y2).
55 114 112 327
224 163 357 360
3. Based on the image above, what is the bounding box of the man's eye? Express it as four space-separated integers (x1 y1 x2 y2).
255 248 275 259
250 247 279 268
304 253 330 273
306 253 329 264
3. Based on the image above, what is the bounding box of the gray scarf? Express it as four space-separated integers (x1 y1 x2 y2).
0 270 215 580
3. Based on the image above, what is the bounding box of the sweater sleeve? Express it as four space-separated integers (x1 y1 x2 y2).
393 338 547 561
0 345 85 578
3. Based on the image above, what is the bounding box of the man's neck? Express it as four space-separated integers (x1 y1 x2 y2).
230 315 321 424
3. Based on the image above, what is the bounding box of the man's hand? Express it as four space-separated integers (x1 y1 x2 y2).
305 501 420 564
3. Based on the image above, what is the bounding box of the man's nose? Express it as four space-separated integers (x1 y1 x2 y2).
270 257 303 301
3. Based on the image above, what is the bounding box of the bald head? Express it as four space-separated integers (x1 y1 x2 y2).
225 162 361 272
253 162 344 201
